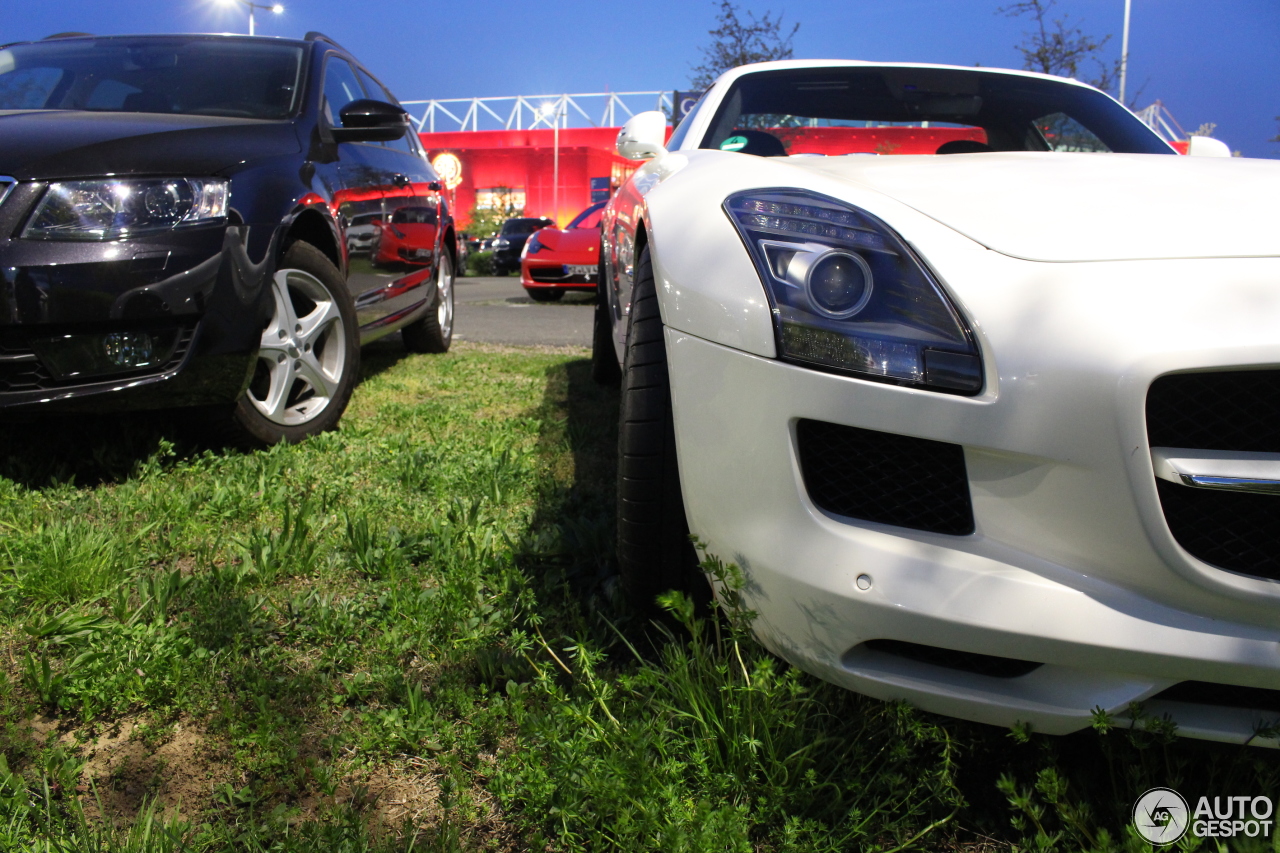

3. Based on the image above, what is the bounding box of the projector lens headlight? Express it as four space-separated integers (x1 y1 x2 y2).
24 178 228 241
725 189 982 393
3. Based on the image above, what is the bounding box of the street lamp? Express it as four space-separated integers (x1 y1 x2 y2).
538 100 564 226
1118 0 1132 105
220 0 284 36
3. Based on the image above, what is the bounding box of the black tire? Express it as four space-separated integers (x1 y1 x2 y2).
592 285 621 386
616 246 703 611
402 251 454 354
233 241 360 445
526 288 564 303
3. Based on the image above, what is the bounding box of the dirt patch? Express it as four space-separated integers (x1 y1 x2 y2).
76 716 231 823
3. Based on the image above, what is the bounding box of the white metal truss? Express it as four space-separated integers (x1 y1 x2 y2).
1133 100 1187 144
400 91 673 133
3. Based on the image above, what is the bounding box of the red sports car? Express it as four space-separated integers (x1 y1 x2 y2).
520 201 604 302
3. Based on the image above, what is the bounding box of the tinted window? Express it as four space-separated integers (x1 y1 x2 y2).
355 67 415 153
0 37 303 118
502 219 549 235
700 67 1171 156
323 57 364 125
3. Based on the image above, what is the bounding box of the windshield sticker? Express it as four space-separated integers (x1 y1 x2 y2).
720 136 748 152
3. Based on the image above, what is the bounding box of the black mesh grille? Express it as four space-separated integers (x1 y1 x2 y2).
1147 370 1280 452
1154 479 1280 580
863 640 1041 678
1146 371 1280 580
796 419 974 535
1152 681 1280 715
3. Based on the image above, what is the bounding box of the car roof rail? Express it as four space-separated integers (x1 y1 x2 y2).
43 32 94 39
304 31 349 52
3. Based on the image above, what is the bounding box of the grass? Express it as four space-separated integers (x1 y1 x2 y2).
0 338 1277 851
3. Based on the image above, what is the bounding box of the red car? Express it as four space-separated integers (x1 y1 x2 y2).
520 202 604 301
374 203 439 267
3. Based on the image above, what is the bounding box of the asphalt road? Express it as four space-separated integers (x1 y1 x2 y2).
451 275 596 348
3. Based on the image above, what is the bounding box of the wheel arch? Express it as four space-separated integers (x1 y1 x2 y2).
279 207 343 273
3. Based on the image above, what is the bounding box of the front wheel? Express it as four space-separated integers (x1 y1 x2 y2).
402 251 454 353
616 246 704 611
234 241 360 445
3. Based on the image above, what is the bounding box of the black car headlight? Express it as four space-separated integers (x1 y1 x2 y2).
725 189 982 394
23 178 228 241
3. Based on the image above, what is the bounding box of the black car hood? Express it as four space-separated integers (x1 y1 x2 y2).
0 110 302 180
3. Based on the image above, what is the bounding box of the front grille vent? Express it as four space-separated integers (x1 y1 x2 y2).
796 419 974 535
0 324 195 396
1146 371 1280 580
1152 681 1280 716
1147 370 1280 452
861 639 1042 678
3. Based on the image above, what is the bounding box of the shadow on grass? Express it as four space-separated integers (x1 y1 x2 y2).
0 408 245 490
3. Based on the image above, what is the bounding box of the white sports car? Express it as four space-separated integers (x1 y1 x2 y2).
593 59 1280 747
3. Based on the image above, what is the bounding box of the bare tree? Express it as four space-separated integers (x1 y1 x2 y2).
690 1 799 89
1000 0 1119 93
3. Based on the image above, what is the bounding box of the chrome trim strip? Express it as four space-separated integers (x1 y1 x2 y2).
1176 473 1280 495
0 176 15 209
1152 447 1280 496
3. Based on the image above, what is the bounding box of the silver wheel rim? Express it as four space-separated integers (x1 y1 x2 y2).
248 268 346 426
437 253 454 338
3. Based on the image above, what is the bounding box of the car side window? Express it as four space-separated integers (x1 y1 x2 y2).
1033 112 1113 153
356 67 415 154
322 57 364 126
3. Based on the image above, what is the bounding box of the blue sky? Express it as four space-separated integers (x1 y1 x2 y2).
7 0 1277 157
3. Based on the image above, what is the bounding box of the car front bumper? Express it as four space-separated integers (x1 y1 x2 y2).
665 327 1280 746
0 219 270 413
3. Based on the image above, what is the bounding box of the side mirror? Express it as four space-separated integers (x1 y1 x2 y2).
1186 135 1231 158
617 110 668 161
333 99 409 143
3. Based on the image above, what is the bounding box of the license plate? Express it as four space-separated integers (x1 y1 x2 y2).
567 264 598 278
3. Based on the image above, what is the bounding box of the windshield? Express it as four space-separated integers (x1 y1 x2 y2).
0 37 304 119
699 67 1172 156
502 219 548 235
568 203 605 229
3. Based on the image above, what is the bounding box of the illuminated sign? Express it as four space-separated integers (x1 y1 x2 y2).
431 152 463 190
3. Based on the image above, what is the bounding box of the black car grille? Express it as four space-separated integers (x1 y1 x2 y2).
796 419 974 535
1146 370 1280 580
1151 680 1280 716
0 324 196 395
529 266 591 284
1147 370 1280 452
861 639 1041 678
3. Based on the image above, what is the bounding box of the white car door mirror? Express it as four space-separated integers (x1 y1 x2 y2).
1187 135 1232 158
617 111 668 161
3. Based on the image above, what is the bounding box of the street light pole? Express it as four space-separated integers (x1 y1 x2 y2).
553 98 561 227
1119 0 1132 105
222 0 284 36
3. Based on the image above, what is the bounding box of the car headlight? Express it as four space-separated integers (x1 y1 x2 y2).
524 233 543 256
725 189 982 394
492 238 510 249
24 178 229 241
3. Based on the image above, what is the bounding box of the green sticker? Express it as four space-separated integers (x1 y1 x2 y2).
720 135 748 152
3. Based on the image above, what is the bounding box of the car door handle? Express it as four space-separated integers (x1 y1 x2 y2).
427 181 442 192
392 174 411 187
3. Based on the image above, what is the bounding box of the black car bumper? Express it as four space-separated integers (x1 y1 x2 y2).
0 219 270 413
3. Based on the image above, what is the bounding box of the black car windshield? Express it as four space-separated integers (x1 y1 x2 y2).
502 219 548 235
0 36 304 119
699 66 1172 156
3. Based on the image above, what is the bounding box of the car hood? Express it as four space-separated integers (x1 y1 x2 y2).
0 110 302 180
534 226 599 253
788 152 1280 262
